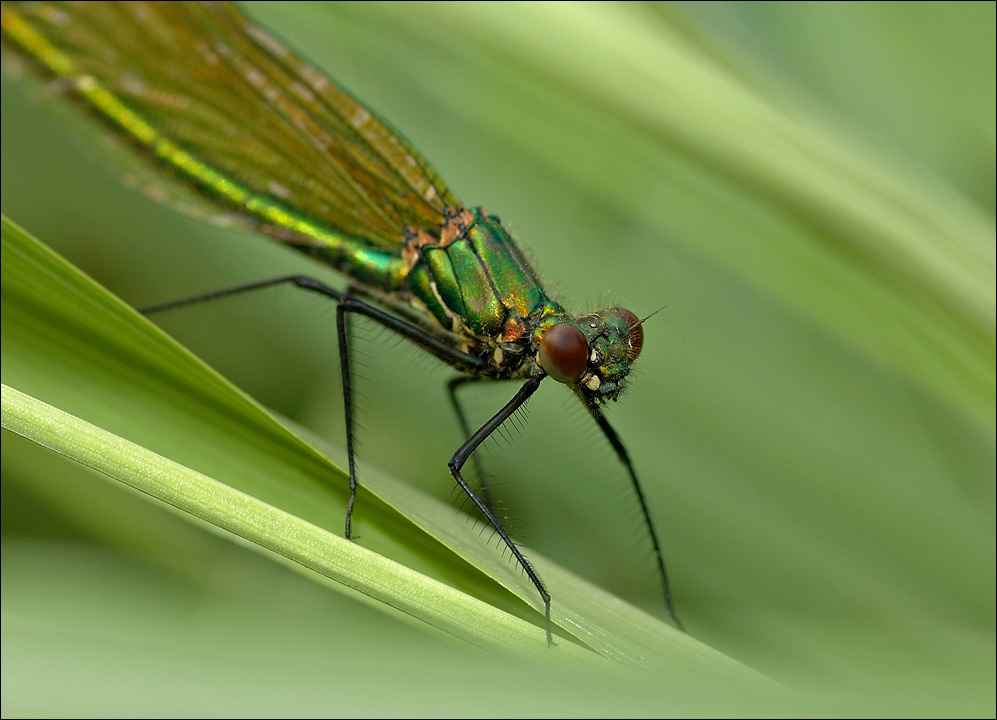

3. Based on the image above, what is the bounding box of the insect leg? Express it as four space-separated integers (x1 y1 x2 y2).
448 375 554 644
139 275 345 314
142 274 486 540
333 295 484 538
580 397 684 631
447 376 497 515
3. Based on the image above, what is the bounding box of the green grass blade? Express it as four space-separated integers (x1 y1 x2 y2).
1 382 570 656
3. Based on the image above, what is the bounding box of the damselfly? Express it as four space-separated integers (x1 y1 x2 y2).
1 1 681 641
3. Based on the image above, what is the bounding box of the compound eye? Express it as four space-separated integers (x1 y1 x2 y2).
619 308 643 362
538 323 587 383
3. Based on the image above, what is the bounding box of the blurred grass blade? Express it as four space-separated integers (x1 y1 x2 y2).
374 1 994 430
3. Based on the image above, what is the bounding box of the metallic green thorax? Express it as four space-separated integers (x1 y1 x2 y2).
306 206 567 377
409 210 546 339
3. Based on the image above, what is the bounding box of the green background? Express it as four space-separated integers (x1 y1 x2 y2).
2 1 993 716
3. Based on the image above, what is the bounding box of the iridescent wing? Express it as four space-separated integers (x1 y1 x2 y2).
0 1 461 248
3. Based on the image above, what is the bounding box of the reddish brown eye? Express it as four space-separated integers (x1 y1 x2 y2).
620 308 643 362
538 323 587 383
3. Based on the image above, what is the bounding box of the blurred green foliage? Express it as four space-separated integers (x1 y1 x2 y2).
2 2 993 716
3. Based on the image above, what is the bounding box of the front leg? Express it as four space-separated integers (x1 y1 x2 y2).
580 394 684 631
447 375 553 644
447 375 499 516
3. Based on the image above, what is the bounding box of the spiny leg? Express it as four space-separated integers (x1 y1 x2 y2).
582 397 684 631
447 375 497 515
142 274 485 539
336 303 360 537
448 375 554 644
